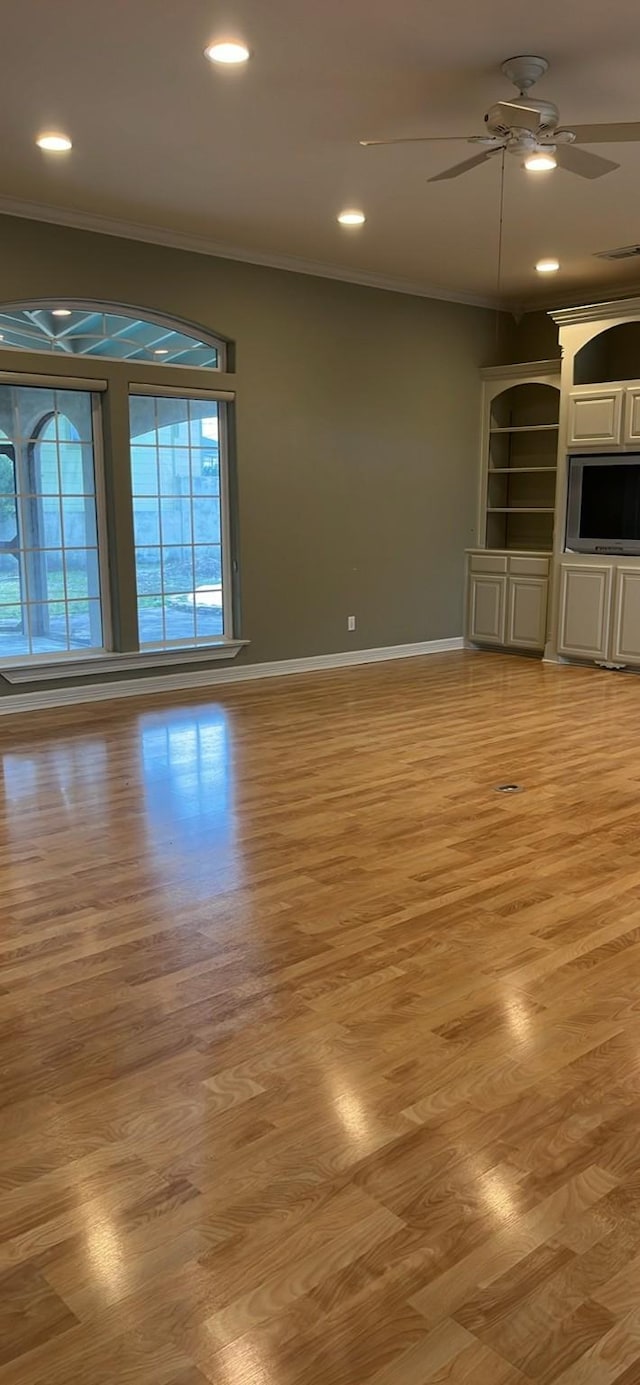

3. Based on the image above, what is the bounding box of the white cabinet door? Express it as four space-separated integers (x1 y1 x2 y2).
625 388 640 445
557 563 612 661
567 389 624 449
611 567 640 666
467 574 506 645
507 577 547 650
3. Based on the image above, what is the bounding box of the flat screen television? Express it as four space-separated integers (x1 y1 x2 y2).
566 454 640 555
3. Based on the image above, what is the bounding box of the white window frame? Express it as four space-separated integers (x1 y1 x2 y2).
0 373 112 668
128 383 236 652
0 340 245 682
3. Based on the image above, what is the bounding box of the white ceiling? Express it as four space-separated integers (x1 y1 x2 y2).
3 0 640 309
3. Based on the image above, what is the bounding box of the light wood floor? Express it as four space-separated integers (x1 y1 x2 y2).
5 651 640 1383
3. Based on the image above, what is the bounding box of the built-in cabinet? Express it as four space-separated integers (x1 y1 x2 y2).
466 306 640 672
466 551 550 651
557 557 640 667
480 365 560 554
557 562 613 661
567 382 640 450
463 362 559 657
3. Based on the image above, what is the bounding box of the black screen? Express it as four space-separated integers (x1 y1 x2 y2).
580 464 640 540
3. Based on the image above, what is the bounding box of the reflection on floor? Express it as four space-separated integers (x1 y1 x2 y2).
2 650 640 1383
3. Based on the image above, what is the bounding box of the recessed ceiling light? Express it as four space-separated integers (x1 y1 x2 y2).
337 209 366 226
536 258 560 273
154 348 169 355
525 151 557 172
36 133 72 152
52 308 71 317
204 41 250 65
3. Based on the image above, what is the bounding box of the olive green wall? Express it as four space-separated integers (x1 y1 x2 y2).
512 310 561 363
0 214 512 694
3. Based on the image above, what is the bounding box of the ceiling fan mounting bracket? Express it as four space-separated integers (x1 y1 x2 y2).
501 55 549 94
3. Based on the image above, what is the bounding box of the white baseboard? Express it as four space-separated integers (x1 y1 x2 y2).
0 636 464 717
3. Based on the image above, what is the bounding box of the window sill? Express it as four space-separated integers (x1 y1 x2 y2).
0 639 249 684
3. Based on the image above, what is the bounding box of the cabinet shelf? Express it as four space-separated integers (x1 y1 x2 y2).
490 424 559 435
480 373 560 611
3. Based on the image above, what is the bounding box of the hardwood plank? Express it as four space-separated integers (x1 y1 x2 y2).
4 652 640 1382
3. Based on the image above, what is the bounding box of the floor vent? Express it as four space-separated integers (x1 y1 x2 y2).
493 783 523 794
594 244 640 262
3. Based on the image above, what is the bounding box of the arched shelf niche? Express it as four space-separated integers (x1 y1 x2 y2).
574 320 640 387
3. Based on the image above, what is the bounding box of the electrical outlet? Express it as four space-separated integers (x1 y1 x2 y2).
347 615 356 631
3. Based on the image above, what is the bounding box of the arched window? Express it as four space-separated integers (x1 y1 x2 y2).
0 301 237 671
0 303 224 368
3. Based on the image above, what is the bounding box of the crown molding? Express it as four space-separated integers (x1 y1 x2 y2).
550 295 640 326
480 358 560 381
0 194 499 312
508 280 640 319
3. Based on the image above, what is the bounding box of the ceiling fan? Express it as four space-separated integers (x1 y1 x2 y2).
361 56 640 181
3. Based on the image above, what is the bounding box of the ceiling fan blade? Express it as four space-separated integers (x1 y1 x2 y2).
493 99 541 132
555 143 619 179
569 122 640 144
359 135 475 147
428 149 499 182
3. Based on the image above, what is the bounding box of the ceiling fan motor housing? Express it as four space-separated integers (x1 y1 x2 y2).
485 98 559 138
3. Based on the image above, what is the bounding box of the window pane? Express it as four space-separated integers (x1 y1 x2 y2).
130 393 229 648
0 604 24 626
158 447 190 491
33 440 59 493
192 461 219 495
59 442 93 494
0 630 28 656
0 388 104 657
195 596 223 640
192 497 221 544
7 386 55 439
162 547 193 595
43 552 65 601
164 601 195 642
129 396 157 440
134 500 160 547
39 496 63 548
0 561 20 605
0 449 18 543
194 545 222 586
161 495 191 546
64 549 101 602
135 546 162 591
57 393 93 442
131 446 158 496
61 494 97 550
156 397 190 441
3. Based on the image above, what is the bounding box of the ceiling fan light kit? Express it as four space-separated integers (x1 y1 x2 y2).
524 149 557 171
360 54 640 181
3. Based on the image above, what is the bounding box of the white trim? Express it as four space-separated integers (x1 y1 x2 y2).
480 359 560 382
0 370 108 390
0 197 498 311
0 637 463 713
550 297 640 327
1 639 247 683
